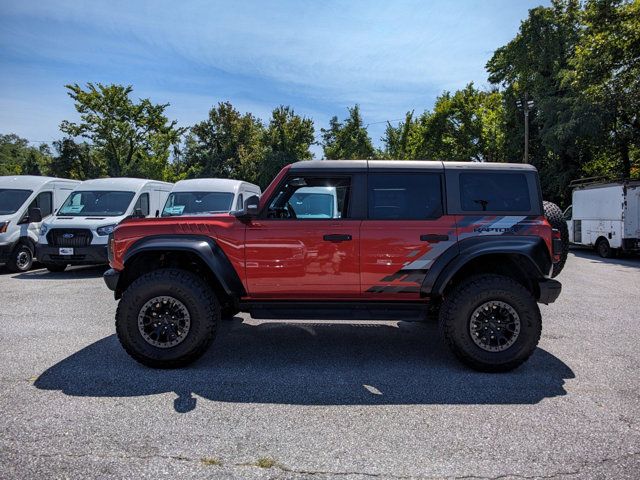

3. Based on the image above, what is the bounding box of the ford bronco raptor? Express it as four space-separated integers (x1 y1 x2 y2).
104 160 566 372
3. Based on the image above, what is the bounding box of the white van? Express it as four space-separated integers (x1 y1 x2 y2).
37 178 172 271
0 176 80 272
564 179 640 257
288 186 339 218
161 179 260 217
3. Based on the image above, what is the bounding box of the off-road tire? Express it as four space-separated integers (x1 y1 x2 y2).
6 243 34 273
543 201 569 277
116 268 219 368
440 274 541 372
44 263 67 273
596 238 613 258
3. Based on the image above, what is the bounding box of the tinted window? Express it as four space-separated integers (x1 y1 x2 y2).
0 189 32 215
162 192 235 216
460 172 531 212
58 191 135 216
29 191 53 217
267 177 350 219
368 173 442 220
134 193 150 216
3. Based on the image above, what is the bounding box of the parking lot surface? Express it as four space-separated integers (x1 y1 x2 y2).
1 250 639 479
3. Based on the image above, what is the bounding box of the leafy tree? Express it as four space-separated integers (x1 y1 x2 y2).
259 106 315 187
0 134 51 176
381 111 416 160
60 83 184 179
321 105 375 159
180 102 265 182
49 138 107 180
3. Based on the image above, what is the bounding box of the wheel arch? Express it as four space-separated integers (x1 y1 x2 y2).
423 236 552 300
115 235 246 303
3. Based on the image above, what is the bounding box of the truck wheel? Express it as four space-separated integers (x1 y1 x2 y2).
44 263 67 273
596 238 613 258
543 201 569 277
6 243 34 273
439 274 541 372
116 268 219 368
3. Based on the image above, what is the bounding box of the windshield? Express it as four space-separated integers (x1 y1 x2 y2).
0 189 33 215
162 191 235 216
58 191 136 217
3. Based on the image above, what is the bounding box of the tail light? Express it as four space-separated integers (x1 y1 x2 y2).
551 228 562 263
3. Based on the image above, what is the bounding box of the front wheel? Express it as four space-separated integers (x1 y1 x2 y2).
439 274 541 372
596 238 614 258
6 244 34 273
116 268 219 368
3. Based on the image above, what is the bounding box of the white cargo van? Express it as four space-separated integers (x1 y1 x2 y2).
0 176 80 272
564 179 640 257
288 186 339 218
161 179 260 217
37 178 172 271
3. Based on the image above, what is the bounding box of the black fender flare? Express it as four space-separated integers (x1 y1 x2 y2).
122 234 246 297
421 235 552 297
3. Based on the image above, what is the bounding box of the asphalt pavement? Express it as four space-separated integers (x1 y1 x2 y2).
1 250 639 479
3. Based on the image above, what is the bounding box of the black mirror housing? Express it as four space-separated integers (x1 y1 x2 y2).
28 207 42 223
232 195 260 219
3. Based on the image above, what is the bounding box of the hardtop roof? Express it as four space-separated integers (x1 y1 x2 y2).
289 160 537 172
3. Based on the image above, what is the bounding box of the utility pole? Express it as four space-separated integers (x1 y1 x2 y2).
516 94 534 164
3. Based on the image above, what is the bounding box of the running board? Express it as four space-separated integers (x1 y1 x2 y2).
239 301 429 321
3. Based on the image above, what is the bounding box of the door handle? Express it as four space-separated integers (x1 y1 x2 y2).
323 234 352 242
420 234 449 243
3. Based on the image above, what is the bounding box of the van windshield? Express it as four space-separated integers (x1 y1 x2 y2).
162 191 234 216
58 191 135 216
0 189 32 215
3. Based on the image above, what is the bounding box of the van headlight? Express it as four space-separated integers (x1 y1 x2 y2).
0 221 9 234
97 224 117 236
40 224 48 236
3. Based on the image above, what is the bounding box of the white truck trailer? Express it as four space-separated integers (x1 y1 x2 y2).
564 179 640 257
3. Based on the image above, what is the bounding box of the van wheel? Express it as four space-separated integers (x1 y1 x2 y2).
44 263 67 273
7 244 34 273
116 268 219 368
543 201 569 277
440 274 541 372
596 238 613 258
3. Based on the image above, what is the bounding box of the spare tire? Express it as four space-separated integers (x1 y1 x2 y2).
543 201 569 277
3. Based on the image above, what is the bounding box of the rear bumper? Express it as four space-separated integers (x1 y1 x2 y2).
103 268 120 291
36 244 109 265
538 278 562 304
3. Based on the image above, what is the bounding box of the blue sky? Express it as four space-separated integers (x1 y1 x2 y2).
0 0 546 157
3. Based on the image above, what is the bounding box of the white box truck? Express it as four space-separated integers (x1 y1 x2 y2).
564 179 640 257
0 176 81 272
37 178 172 271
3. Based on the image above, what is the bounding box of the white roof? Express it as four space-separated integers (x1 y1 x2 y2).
171 178 260 194
74 177 173 191
0 175 80 190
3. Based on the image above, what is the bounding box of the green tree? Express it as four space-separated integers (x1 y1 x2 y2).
180 102 265 183
0 134 51 176
259 106 315 187
381 111 416 160
49 138 107 180
321 105 375 159
60 83 184 179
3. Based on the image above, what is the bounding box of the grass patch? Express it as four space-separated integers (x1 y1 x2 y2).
255 457 277 469
200 457 223 466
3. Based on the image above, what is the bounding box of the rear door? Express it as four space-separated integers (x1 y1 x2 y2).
360 166 455 299
245 172 364 298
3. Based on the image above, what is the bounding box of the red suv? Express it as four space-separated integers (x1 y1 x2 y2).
104 160 566 372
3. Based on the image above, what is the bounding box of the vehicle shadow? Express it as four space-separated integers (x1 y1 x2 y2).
570 248 640 268
12 265 108 280
35 319 574 412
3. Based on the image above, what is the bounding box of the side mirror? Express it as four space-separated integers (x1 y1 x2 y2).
132 208 144 218
155 210 160 218
28 207 42 223
232 195 260 218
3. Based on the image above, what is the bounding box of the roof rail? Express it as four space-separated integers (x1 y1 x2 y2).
569 176 633 188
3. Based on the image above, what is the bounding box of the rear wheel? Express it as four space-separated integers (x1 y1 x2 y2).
6 244 34 273
440 274 541 372
596 238 613 258
543 201 569 277
116 268 219 368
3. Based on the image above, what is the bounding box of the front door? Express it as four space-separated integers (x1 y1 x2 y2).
360 171 454 300
245 174 361 299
